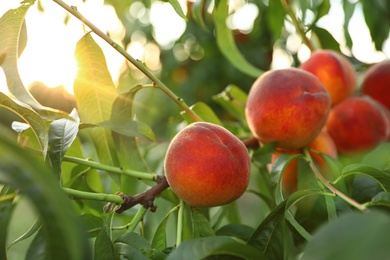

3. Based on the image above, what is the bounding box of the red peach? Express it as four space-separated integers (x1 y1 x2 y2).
325 96 390 154
361 59 390 111
164 122 251 208
300 50 357 106
245 68 331 150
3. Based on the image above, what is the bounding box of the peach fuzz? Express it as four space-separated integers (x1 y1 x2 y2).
325 96 390 155
245 68 331 150
361 59 390 111
164 122 251 208
272 130 338 193
300 50 357 106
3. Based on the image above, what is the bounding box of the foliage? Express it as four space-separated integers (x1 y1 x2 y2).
0 0 390 259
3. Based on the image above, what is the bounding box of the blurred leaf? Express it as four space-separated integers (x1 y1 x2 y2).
342 0 356 49
25 227 46 260
0 186 16 259
339 164 390 191
267 0 285 41
98 120 155 141
216 224 254 242
95 228 117 260
0 132 91 260
74 33 120 183
370 191 390 207
311 26 340 52
212 85 247 121
8 218 41 249
301 210 390 260
47 109 80 175
167 236 265 260
212 0 263 78
310 0 330 29
115 232 151 250
191 0 209 29
152 205 179 250
361 143 390 171
80 214 104 237
191 208 215 238
0 92 48 156
114 243 148 260
168 0 187 21
361 0 390 50
181 102 222 125
114 232 162 260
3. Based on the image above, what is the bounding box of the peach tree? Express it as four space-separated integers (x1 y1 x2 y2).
1 0 390 259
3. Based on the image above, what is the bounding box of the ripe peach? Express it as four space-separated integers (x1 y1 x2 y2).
325 96 390 154
245 68 331 150
361 59 390 111
272 130 337 193
300 50 357 106
164 122 251 208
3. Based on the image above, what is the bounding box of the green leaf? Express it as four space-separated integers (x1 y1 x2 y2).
339 163 390 192
312 26 340 52
74 33 120 183
0 132 91 260
212 85 248 121
168 0 187 21
181 102 222 125
8 218 41 249
361 0 390 50
191 0 209 29
212 0 263 78
167 236 265 260
342 0 356 48
114 243 149 260
115 232 151 250
47 109 80 175
80 214 104 237
95 228 117 260
0 92 48 156
370 191 390 207
267 0 285 41
191 208 215 238
310 0 330 29
216 224 255 242
25 227 46 260
0 1 40 108
361 142 390 171
0 186 16 259
152 205 179 251
301 210 390 260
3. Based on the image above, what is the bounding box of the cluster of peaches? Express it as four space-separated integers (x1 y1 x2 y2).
246 50 390 193
163 49 390 208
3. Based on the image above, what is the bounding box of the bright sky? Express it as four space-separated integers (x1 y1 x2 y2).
0 0 389 95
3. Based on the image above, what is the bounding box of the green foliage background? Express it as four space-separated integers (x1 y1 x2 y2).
0 0 390 259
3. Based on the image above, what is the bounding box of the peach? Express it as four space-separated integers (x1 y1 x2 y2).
361 59 390 111
325 96 390 154
245 68 331 150
300 50 357 106
272 130 338 193
164 122 251 208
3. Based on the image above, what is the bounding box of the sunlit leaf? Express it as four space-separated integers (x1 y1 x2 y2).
0 132 91 260
181 102 222 125
312 26 340 52
301 210 390 260
168 0 187 21
0 92 48 156
74 33 120 183
212 0 263 78
212 85 247 121
167 236 265 260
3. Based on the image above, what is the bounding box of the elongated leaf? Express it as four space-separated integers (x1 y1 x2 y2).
74 33 120 183
0 186 16 259
168 0 187 21
95 228 116 260
48 109 80 175
151 205 179 250
0 92 48 155
181 102 222 125
267 0 285 41
212 0 263 78
191 208 215 238
212 85 247 121
301 210 390 260
339 163 390 191
167 236 265 260
342 1 356 48
312 26 340 52
8 218 41 249
216 224 254 242
191 0 209 29
80 214 104 237
369 191 390 207
0 132 91 260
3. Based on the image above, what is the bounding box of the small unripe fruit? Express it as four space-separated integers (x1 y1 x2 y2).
300 50 357 106
245 68 331 150
164 122 251 208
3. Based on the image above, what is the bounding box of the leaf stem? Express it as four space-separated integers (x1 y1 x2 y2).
63 187 124 204
51 0 202 122
280 0 315 52
62 155 158 182
176 200 184 247
126 206 148 233
303 148 368 212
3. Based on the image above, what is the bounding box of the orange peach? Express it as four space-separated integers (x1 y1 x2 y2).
300 50 357 106
361 59 390 111
164 122 251 208
272 130 338 193
325 96 390 154
245 68 331 150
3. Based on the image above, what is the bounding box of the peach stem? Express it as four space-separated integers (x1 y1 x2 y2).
303 148 368 212
52 0 202 123
176 200 184 247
